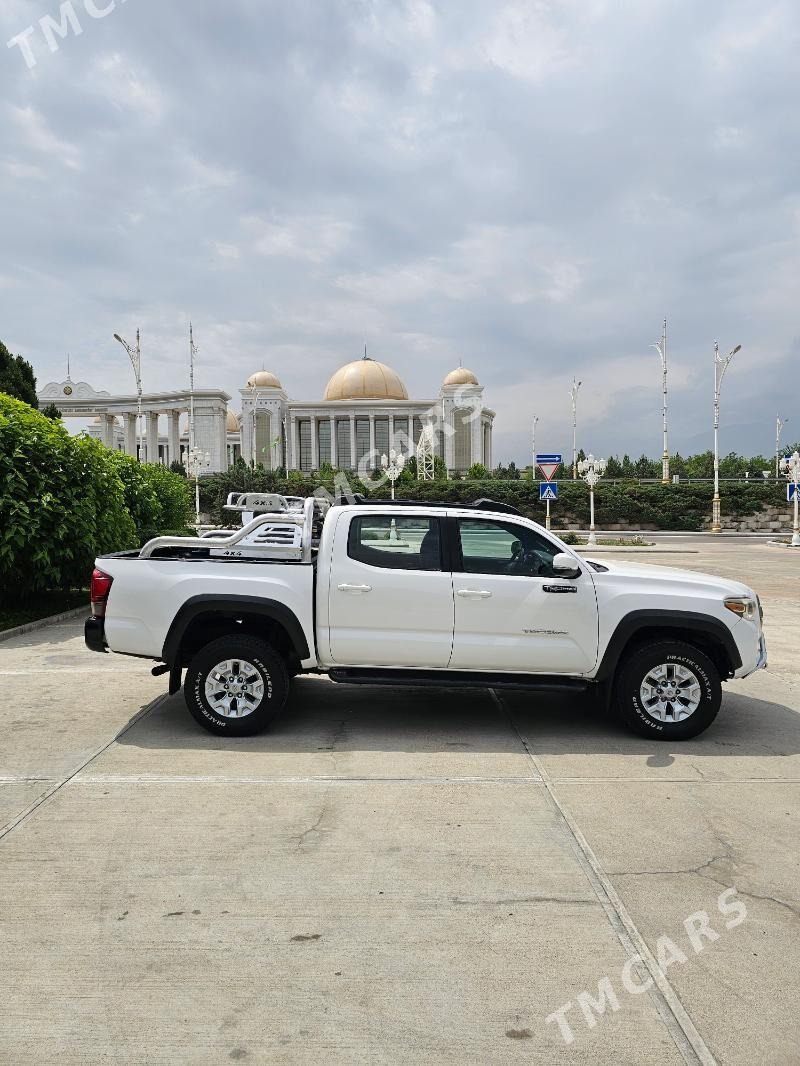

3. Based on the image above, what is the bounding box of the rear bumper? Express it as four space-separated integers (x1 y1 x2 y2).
84 615 108 653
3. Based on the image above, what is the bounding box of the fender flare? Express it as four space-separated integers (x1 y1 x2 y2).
595 609 742 681
161 594 310 666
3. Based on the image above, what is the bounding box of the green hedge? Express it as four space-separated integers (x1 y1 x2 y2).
0 394 195 597
0 393 136 594
108 452 193 542
198 469 786 531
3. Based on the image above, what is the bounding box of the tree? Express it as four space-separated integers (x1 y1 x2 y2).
465 463 489 480
0 339 38 408
41 403 62 420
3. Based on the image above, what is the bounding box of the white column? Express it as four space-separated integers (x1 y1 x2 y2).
349 415 356 468
330 416 337 467
471 401 482 467
100 414 115 448
389 414 395 453
146 412 159 464
290 415 298 470
167 411 180 465
311 416 319 470
123 413 137 456
369 414 376 465
218 408 228 471
443 398 454 472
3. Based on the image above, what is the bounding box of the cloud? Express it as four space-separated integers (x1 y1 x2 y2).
0 0 798 463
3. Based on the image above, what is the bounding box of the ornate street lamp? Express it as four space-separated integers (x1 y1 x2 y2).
650 318 669 483
779 450 800 547
381 449 405 500
711 341 742 533
577 453 607 546
775 414 789 481
186 446 211 526
113 330 142 461
570 378 582 479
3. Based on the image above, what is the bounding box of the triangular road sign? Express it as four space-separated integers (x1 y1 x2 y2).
538 462 559 482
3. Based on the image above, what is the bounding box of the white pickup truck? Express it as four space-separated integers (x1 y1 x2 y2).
85 494 766 741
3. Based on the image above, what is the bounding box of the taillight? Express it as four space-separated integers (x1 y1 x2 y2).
90 568 113 617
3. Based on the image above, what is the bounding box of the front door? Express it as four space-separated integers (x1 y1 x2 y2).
327 511 454 668
449 516 598 674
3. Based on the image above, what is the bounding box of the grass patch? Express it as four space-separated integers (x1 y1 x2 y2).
560 533 654 547
0 589 88 632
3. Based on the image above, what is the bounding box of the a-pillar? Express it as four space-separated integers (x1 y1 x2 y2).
123 413 137 457
167 411 180 466
146 412 159 464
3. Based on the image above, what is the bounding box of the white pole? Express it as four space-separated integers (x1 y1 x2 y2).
712 342 720 532
661 318 669 483
531 415 538 482
546 496 551 531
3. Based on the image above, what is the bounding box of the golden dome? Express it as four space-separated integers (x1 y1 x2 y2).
443 366 479 386
226 409 240 432
246 370 282 388
324 357 408 402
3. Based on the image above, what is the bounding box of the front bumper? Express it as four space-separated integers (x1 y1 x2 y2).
84 615 108 653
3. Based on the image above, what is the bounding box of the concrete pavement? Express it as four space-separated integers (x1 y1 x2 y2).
1 541 798 1064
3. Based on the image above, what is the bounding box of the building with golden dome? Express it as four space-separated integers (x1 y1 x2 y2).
239 354 493 475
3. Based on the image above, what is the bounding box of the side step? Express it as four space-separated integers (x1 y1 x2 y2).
328 667 591 693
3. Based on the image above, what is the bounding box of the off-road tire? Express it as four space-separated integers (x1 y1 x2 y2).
184 635 288 736
613 640 722 740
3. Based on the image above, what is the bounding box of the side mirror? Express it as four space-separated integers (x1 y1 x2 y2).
552 552 581 578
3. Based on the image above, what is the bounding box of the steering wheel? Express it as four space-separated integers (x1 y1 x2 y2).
503 543 545 575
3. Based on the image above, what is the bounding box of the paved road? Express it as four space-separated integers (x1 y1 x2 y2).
1 542 798 1064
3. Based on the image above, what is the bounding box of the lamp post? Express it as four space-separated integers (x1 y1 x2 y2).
775 415 789 481
531 414 539 483
186 446 211 527
570 378 582 479
113 330 142 461
779 450 800 547
650 317 669 483
381 449 405 500
711 341 742 533
577 453 606 546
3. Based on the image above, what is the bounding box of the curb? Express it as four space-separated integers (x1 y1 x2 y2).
0 605 86 644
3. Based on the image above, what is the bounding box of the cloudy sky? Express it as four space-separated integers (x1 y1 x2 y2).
1 0 798 463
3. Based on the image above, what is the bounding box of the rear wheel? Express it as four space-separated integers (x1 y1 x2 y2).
613 640 722 740
184 634 288 736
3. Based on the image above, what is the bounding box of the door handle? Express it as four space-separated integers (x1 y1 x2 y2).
457 589 492 599
338 583 372 593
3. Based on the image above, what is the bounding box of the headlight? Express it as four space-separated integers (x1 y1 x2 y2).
724 596 757 621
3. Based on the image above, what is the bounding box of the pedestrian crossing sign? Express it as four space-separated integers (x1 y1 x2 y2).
539 482 558 501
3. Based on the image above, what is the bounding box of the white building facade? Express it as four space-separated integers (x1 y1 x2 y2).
240 357 494 476
37 356 494 476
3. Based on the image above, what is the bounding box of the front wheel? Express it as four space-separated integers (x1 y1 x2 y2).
613 640 722 740
185 635 288 736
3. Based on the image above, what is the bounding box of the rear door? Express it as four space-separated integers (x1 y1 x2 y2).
327 511 454 668
449 515 598 674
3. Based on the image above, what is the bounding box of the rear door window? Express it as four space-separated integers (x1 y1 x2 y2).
347 515 442 571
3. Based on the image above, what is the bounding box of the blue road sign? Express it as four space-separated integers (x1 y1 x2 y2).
789 483 797 502
536 453 562 464
540 482 558 501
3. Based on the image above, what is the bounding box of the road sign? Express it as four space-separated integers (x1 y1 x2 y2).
789 483 797 502
540 482 558 501
536 453 562 482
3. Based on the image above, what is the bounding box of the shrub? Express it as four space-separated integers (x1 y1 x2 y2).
108 453 193 543
0 394 136 595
